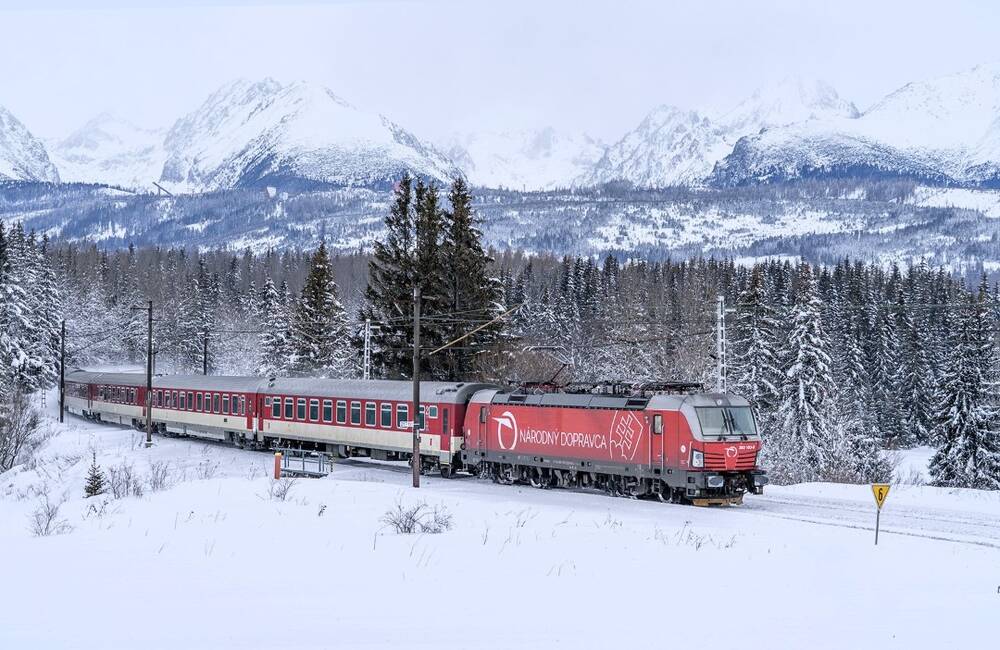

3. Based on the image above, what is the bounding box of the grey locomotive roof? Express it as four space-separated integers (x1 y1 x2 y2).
493 391 652 410
66 370 497 404
647 392 751 410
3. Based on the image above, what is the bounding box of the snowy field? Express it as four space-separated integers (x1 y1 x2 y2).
1 395 998 649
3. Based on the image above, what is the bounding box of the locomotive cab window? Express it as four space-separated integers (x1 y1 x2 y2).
309 399 319 421
653 414 663 435
694 407 757 439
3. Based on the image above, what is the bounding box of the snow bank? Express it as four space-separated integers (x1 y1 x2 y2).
1 398 996 650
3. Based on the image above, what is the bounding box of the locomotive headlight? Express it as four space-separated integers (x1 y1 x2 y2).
691 449 704 468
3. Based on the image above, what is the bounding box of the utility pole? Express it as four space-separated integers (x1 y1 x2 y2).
412 286 421 489
59 319 65 423
716 295 727 393
128 302 154 447
363 319 372 380
203 329 209 375
145 301 153 448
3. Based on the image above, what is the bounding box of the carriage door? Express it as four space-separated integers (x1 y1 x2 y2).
651 412 664 470
477 405 488 457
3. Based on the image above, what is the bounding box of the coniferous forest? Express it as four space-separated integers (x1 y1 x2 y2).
2 177 1000 489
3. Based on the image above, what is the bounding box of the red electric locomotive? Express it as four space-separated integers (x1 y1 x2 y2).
460 382 767 505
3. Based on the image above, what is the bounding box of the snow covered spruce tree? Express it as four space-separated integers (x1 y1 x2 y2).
730 266 782 431
364 175 502 380
929 277 1000 489
255 275 292 377
439 177 503 379
287 242 353 378
771 262 836 483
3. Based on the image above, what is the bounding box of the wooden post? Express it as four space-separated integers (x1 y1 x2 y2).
412 286 421 489
145 301 153 448
59 319 65 423
274 452 282 480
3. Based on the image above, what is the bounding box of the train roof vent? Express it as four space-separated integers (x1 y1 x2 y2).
625 397 649 408
508 394 527 403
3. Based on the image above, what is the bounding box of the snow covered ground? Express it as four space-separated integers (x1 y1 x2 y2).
1 396 997 649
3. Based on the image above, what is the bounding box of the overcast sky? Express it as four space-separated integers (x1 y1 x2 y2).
1 0 998 142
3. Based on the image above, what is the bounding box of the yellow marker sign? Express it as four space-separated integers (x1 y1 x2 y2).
872 483 891 510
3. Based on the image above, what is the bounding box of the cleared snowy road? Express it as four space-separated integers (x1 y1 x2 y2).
742 490 1000 549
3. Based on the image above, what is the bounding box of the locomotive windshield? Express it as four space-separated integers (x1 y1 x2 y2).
695 406 758 439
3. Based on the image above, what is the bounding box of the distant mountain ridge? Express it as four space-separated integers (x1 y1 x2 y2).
4 64 1000 191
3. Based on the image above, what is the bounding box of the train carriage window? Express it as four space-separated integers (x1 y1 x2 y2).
223 395 230 415
187 392 193 410
213 393 221 413
173 391 178 408
428 405 438 419
156 390 162 407
336 400 346 424
272 397 281 418
653 414 663 435
323 400 333 423
380 403 392 428
297 399 306 421
365 402 376 426
240 396 246 416
396 404 408 428
284 398 293 419
179 392 186 410
309 399 319 421
350 401 361 425
443 409 449 434
197 392 204 411
417 406 426 430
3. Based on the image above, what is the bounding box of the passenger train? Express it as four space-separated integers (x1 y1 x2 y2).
65 371 767 505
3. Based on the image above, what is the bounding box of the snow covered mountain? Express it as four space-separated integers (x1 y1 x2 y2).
48 113 165 190
160 79 460 192
580 106 730 187
716 77 860 134
0 106 59 182
712 64 1000 186
442 127 605 190
581 78 859 188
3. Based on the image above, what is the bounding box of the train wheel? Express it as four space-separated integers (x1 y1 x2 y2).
440 465 453 479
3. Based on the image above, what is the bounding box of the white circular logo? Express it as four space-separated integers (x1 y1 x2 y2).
494 411 518 451
680 444 686 453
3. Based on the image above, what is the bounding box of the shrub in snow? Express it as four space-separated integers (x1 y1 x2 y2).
0 389 43 472
146 460 172 492
267 477 297 502
381 500 453 534
84 452 106 498
107 461 144 499
29 490 71 537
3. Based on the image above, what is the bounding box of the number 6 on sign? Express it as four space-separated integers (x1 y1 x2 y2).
871 483 890 545
872 483 890 509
